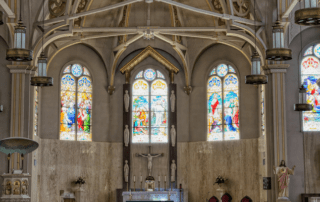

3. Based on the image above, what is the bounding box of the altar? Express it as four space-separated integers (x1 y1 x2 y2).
122 190 184 202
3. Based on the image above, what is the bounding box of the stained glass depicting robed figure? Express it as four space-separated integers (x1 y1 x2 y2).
301 44 320 131
132 69 168 143
207 64 239 141
60 64 92 141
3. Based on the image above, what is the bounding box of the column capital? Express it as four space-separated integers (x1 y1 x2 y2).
7 65 36 74
263 64 290 74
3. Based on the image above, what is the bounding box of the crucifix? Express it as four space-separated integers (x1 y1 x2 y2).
135 146 164 176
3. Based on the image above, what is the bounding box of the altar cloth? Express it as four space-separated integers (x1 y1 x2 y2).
122 190 183 202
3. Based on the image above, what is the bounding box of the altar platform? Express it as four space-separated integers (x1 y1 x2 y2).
117 189 185 202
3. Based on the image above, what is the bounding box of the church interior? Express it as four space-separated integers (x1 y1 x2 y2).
0 0 319 201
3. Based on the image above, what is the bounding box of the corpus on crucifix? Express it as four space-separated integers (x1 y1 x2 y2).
135 146 164 176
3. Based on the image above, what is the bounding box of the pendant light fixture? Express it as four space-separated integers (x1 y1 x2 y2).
0 11 4 25
295 0 320 26
6 0 32 61
245 0 268 85
294 4 312 112
31 0 53 86
266 0 292 61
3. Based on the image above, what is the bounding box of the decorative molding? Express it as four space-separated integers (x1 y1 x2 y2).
119 46 179 74
118 5 132 44
74 0 89 27
49 0 67 18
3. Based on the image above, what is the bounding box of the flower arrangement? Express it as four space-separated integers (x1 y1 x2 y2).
213 175 228 186
74 177 86 185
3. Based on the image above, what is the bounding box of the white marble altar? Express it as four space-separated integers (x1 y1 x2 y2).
122 190 184 202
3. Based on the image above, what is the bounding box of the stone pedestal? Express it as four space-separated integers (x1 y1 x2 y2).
74 188 85 202
277 197 291 202
0 173 31 202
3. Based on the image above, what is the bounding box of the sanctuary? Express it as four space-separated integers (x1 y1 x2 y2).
0 0 320 201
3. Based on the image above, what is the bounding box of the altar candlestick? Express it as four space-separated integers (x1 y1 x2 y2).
158 175 160 181
165 175 166 181
134 175 136 182
140 175 142 182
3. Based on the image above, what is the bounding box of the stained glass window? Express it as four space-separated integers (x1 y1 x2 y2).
301 43 320 131
132 69 168 143
33 87 39 136
60 64 92 141
261 85 266 136
208 64 239 141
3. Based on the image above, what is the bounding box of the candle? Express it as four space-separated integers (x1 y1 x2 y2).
158 175 160 181
140 175 142 182
165 175 166 181
134 176 136 182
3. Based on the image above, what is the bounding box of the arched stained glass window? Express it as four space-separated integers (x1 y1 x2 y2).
132 69 168 143
207 64 239 141
60 64 92 141
301 43 320 131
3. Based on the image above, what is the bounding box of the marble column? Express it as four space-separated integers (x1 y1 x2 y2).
264 64 289 202
169 83 177 189
7 64 36 172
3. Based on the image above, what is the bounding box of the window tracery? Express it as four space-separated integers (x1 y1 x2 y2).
301 43 320 131
207 64 240 141
60 64 92 141
132 69 168 143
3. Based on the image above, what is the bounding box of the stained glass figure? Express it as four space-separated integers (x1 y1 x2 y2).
71 64 83 77
132 69 168 143
217 64 228 77
33 87 39 136
60 64 92 141
304 46 313 56
135 71 143 79
144 69 156 81
207 64 239 141
157 71 165 79
301 43 320 131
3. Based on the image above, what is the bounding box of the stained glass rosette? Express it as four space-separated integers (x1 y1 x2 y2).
72 64 83 77
217 64 228 77
144 69 156 81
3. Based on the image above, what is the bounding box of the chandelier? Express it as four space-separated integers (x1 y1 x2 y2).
295 0 320 26
294 85 313 111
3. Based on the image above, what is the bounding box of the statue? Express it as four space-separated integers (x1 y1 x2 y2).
5 181 11 195
170 90 175 112
273 160 296 199
124 90 130 112
124 160 129 182
171 125 176 147
171 160 176 182
136 147 164 176
124 125 129 147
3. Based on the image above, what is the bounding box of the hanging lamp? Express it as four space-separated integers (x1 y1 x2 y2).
295 0 320 26
294 85 313 111
6 0 32 61
245 0 268 85
31 0 53 86
294 9 312 112
266 0 292 61
0 11 4 25
266 20 292 61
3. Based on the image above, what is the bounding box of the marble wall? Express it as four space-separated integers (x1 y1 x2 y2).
38 139 122 202
304 133 320 193
177 140 260 202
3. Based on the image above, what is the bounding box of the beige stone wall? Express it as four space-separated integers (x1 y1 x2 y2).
38 139 122 202
178 140 260 202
